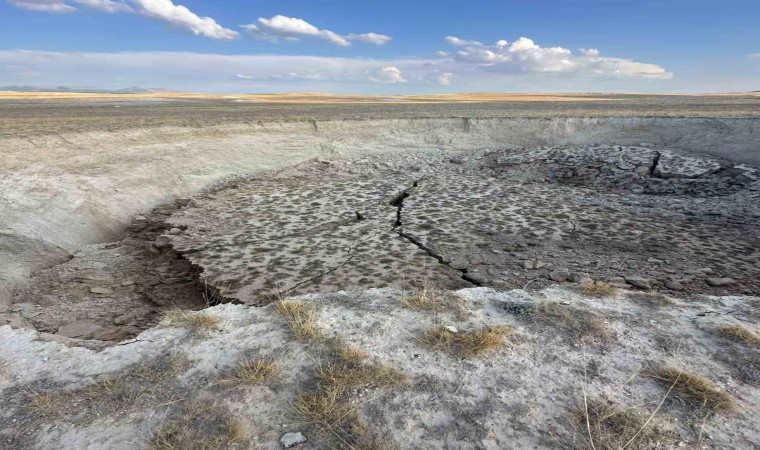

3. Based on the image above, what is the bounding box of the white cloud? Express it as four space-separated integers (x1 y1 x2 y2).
7 0 76 12
347 32 392 45
131 0 238 39
369 66 407 83
437 72 453 85
243 15 390 46
445 36 483 47
440 36 673 79
74 0 132 12
8 0 238 39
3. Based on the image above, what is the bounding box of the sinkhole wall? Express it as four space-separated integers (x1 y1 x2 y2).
1 116 758 258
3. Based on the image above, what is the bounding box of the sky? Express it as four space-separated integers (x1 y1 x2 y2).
1 0 758 94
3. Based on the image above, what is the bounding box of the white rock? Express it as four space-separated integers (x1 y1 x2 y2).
280 431 307 448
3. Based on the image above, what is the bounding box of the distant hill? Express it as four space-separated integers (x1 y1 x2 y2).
0 85 166 94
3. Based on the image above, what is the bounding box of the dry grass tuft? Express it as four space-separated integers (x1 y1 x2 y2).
150 400 246 450
422 325 510 357
222 358 281 386
627 291 674 307
718 325 760 345
401 287 467 317
292 387 390 450
334 345 369 364
648 367 737 413
317 363 406 392
275 301 324 342
533 301 612 344
163 309 221 330
580 280 619 298
575 398 672 450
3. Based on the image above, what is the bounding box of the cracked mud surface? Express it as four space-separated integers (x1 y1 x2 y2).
5 144 759 341
165 145 760 305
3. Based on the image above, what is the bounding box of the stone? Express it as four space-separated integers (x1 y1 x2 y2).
522 260 546 270
664 280 684 291
444 325 458 333
58 321 103 339
280 432 307 448
174 197 191 207
121 280 135 286
570 273 591 283
624 276 651 290
90 286 114 295
706 277 736 287
449 157 466 165
549 270 571 282
167 228 183 235
154 235 172 249
449 260 468 270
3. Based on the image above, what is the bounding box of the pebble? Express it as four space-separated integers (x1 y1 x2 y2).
444 325 458 333
154 236 172 249
624 276 651 290
664 280 684 291
90 286 114 295
549 269 571 282
280 432 307 448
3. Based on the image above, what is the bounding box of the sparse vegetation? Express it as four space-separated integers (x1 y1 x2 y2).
150 400 247 450
627 291 674 307
401 287 467 317
533 301 613 344
275 301 324 342
222 358 281 386
21 355 190 429
718 325 760 345
575 398 672 450
422 325 510 356
580 280 619 298
334 345 370 364
317 362 406 391
163 309 221 330
647 367 737 413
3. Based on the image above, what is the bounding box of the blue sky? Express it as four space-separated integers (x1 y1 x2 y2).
1 0 758 93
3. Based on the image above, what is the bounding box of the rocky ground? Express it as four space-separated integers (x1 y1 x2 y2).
1 287 758 449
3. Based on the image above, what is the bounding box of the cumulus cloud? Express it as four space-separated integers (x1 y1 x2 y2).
445 36 483 47
347 32 392 45
7 0 76 12
7 0 238 39
369 66 407 83
437 72 453 85
131 0 238 39
439 36 673 79
243 15 390 46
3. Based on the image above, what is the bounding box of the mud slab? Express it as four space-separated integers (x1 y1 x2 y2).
162 145 760 305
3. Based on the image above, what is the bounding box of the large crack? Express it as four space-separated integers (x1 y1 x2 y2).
391 179 481 287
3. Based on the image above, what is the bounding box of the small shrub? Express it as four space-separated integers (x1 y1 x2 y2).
533 302 612 344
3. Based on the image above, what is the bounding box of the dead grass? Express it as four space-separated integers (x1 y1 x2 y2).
647 367 737 413
718 325 760 345
575 398 672 450
422 325 511 357
222 358 281 386
23 354 190 425
400 287 467 317
275 301 324 342
150 400 247 450
317 363 406 392
627 291 674 307
334 345 369 364
580 280 619 298
163 309 221 330
533 301 613 344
